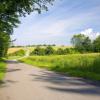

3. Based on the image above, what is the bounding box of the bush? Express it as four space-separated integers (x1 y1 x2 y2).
93 35 100 52
31 46 45 55
8 49 25 56
45 46 55 55
56 48 64 55
64 48 79 54
30 46 55 56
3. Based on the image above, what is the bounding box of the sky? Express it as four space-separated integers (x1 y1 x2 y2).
12 0 100 46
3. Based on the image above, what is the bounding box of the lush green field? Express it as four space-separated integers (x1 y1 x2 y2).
0 58 6 81
20 53 100 81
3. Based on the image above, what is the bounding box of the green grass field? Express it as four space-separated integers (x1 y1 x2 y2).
20 53 100 81
0 58 6 81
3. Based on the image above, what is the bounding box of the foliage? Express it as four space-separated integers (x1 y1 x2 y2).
0 58 6 80
64 48 79 54
31 46 55 55
30 46 79 56
71 34 92 52
44 46 55 55
0 32 10 57
0 0 54 35
93 35 100 52
31 46 45 55
8 49 25 56
56 48 64 55
20 53 100 80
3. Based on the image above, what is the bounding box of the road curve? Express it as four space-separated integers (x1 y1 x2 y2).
0 60 100 100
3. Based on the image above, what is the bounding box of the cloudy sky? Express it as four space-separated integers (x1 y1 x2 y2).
12 0 100 46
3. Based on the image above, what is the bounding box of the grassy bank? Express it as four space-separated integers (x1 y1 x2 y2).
20 53 100 81
0 58 6 81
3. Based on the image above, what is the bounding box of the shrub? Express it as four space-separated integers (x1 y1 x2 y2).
93 35 100 52
45 46 55 55
31 46 45 55
56 48 64 55
64 48 79 54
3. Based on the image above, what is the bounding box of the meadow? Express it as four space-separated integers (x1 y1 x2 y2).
0 58 6 81
20 53 100 81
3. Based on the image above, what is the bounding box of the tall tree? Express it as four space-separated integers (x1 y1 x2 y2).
71 34 92 52
0 32 10 57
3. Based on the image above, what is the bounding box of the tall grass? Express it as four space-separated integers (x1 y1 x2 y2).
0 58 6 81
20 53 100 81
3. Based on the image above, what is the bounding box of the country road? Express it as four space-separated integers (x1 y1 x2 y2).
0 60 100 100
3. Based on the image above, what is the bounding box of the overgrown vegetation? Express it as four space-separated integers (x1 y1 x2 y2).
20 53 100 81
0 58 6 81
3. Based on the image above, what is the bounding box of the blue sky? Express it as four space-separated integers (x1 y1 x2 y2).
12 0 100 46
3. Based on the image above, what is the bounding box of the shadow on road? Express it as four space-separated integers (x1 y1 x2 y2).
6 60 19 64
31 70 100 96
0 79 18 88
0 60 20 87
6 68 21 73
46 86 100 95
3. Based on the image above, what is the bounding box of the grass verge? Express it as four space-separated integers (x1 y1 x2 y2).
19 53 100 81
0 58 6 81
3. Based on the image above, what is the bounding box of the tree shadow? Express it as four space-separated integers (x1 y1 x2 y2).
0 79 18 88
5 60 21 72
6 68 21 72
31 70 100 96
6 60 19 64
46 86 100 96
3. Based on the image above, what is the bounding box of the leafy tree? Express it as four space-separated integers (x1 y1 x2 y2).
0 0 54 16
93 35 100 52
45 46 55 55
0 32 10 57
71 34 92 52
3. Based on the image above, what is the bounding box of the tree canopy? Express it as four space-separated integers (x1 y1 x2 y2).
71 34 92 52
0 0 54 34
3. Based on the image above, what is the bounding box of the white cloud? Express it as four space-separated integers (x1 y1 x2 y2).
81 28 100 39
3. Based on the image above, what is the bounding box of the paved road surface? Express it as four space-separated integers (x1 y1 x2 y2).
0 60 100 100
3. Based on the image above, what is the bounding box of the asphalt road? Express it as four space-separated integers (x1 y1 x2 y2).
0 60 100 100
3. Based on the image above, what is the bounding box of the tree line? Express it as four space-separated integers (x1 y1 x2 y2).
30 34 100 56
30 46 78 56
